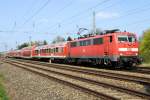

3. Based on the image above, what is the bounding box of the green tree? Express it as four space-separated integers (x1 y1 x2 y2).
52 36 65 44
17 43 29 49
43 40 48 45
140 29 150 63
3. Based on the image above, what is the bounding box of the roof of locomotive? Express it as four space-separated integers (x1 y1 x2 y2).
70 31 136 42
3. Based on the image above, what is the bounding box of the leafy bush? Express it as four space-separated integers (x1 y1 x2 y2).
140 29 150 63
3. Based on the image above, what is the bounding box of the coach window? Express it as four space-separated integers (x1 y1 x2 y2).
48 49 51 53
35 50 38 54
46 49 48 53
58 47 63 53
71 42 77 47
61 47 64 52
55 48 58 52
93 38 103 45
50 49 53 53
50 49 52 53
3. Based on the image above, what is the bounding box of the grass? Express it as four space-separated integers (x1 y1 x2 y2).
139 63 150 67
0 74 9 100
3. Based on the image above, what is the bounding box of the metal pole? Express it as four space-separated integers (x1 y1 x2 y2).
93 11 96 34
29 36 32 46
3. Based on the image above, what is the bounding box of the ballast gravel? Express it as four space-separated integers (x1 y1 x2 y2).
17 61 146 92
0 63 101 100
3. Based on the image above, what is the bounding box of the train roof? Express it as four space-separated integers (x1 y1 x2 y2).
34 42 67 50
70 31 136 42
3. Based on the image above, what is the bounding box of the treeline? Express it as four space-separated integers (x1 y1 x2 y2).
17 40 48 49
17 36 66 49
139 29 150 63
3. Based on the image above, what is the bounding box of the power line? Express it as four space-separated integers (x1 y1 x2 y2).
120 18 150 28
46 0 111 31
108 2 150 22
69 1 150 33
53 0 74 17
22 0 39 19
11 21 16 32
65 0 121 28
19 0 51 29
11 0 39 33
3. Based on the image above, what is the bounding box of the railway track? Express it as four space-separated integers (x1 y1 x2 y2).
5 60 117 100
114 67 150 75
10 58 150 85
4 59 150 99
136 67 150 74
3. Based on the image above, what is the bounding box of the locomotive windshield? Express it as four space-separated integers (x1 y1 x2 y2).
118 36 128 42
118 35 136 42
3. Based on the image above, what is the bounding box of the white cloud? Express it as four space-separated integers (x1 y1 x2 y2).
96 11 120 19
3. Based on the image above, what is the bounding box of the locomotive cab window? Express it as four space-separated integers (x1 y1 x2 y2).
93 38 103 45
128 36 136 42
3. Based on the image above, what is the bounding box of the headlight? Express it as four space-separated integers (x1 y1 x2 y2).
120 53 123 56
135 53 138 56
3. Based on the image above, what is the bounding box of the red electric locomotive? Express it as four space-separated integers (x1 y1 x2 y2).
65 29 141 68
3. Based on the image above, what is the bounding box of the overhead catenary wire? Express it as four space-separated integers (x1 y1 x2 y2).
19 0 51 29
22 0 39 19
52 0 74 17
7 0 150 35
45 0 111 31
66 1 150 34
110 4 150 21
64 0 121 28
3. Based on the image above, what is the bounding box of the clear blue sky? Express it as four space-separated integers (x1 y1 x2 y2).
0 0 150 51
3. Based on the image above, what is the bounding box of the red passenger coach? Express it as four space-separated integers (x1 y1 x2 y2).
32 42 67 62
21 46 35 58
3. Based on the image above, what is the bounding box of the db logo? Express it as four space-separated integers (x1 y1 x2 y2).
82 49 85 53
127 48 131 51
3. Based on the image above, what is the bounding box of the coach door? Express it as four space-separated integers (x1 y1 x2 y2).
104 36 112 56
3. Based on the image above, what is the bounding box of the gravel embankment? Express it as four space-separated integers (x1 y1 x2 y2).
0 63 101 100
18 61 146 92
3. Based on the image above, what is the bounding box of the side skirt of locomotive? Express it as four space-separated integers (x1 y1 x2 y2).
63 56 142 68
